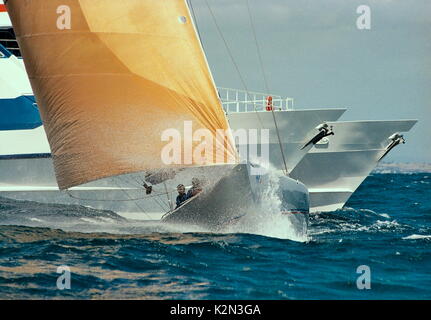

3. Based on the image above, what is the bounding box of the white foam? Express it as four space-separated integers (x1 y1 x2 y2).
227 168 308 242
117 211 164 221
79 218 99 224
402 234 431 240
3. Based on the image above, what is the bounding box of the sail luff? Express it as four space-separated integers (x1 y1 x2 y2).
185 0 221 112
185 0 237 158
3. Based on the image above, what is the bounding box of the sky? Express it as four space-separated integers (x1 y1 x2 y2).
190 0 431 163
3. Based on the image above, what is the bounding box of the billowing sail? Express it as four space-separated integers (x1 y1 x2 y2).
6 0 237 189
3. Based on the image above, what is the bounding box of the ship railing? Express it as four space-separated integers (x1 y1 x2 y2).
0 27 21 57
217 87 294 113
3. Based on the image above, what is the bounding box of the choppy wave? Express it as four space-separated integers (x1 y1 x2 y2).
0 172 430 299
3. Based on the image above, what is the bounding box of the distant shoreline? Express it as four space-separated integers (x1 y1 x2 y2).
374 162 431 173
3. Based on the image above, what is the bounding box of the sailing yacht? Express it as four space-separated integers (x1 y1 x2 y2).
3 0 310 233
0 0 417 227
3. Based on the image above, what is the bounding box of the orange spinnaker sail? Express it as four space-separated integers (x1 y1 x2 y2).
6 0 237 189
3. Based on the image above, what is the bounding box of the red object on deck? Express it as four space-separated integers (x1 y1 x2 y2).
266 96 273 111
0 4 7 12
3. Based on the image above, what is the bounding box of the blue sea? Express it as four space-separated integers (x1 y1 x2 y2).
0 172 430 299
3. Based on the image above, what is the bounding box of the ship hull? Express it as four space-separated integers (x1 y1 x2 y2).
0 153 237 218
161 163 309 235
228 109 346 171
0 158 310 235
229 112 418 212
290 120 418 212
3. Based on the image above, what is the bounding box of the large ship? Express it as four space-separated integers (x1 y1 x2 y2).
220 88 417 212
290 120 417 211
0 70 416 216
0 1 417 218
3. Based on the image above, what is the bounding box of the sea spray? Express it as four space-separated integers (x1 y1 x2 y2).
226 167 308 242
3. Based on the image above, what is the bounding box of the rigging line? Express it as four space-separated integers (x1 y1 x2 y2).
114 175 146 197
150 192 170 214
163 181 174 212
65 187 173 202
142 179 175 213
143 187 170 216
65 190 166 203
188 0 204 48
115 174 168 198
133 180 171 213
113 176 155 216
245 0 270 94
117 174 141 188
245 0 326 155
245 0 289 175
139 184 170 213
203 0 265 129
130 175 145 188
271 107 289 175
138 175 173 213
128 173 146 187
111 176 159 219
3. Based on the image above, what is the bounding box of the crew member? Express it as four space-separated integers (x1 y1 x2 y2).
175 184 188 209
187 177 203 198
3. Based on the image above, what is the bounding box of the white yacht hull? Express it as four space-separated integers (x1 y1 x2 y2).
228 108 346 171
229 112 418 212
162 163 309 235
0 157 310 235
290 120 418 212
0 154 234 217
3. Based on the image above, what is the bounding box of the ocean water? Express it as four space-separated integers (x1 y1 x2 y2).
0 172 430 299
